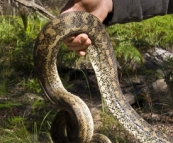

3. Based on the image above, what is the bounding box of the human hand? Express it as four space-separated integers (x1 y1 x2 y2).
61 0 113 56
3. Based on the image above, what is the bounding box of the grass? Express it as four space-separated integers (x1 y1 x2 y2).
100 112 135 143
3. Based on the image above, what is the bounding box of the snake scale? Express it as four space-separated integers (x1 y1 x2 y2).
34 11 173 143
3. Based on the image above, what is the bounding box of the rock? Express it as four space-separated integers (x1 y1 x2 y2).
124 93 137 105
18 93 44 104
144 47 173 68
151 79 168 95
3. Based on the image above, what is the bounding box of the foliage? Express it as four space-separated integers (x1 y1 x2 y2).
107 15 173 74
20 78 42 94
0 14 52 142
0 101 21 109
57 43 80 68
0 115 52 143
108 15 173 49
100 112 136 143
0 13 80 142
0 79 13 96
0 14 47 77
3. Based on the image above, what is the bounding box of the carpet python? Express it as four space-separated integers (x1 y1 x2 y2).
34 11 173 143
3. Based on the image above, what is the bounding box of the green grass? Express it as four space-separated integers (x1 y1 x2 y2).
107 15 173 75
100 112 135 143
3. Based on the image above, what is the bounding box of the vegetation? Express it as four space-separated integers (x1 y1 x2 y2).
0 9 173 143
107 15 173 74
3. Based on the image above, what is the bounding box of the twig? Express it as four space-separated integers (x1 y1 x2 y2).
14 0 55 20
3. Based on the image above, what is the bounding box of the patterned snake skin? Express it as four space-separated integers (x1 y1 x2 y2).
34 12 173 143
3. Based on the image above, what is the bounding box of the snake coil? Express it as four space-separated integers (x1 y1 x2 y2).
34 11 173 143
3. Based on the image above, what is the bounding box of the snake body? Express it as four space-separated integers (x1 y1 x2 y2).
34 12 173 143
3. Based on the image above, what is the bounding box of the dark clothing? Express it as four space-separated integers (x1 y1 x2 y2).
103 0 173 26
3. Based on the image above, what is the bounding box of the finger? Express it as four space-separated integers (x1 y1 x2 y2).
65 34 91 47
64 33 88 46
63 36 76 43
76 50 87 56
66 45 86 51
80 34 92 46
66 38 91 51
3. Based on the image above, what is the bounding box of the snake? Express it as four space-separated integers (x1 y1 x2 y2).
34 11 173 143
